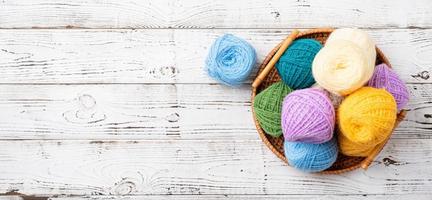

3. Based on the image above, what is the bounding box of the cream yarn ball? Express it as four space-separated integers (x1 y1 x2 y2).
326 28 377 67
312 40 374 95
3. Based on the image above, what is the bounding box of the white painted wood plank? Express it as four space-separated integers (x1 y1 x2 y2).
0 139 431 195
0 0 431 28
0 29 430 84
0 84 428 140
0 197 21 200
3 194 431 200
0 84 253 140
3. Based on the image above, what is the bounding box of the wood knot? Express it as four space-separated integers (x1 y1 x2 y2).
165 113 180 123
111 178 137 195
79 94 96 109
382 157 407 166
412 71 430 80
63 94 106 124
150 66 178 79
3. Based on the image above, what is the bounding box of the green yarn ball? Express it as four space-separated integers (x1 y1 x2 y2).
276 39 322 89
254 81 293 137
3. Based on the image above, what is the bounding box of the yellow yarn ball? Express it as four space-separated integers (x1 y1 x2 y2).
338 87 397 156
312 40 374 95
326 28 376 68
338 133 375 157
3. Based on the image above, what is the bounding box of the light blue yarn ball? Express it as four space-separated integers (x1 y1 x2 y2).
284 137 338 173
205 34 256 86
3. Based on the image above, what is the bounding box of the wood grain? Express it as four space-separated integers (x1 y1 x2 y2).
0 29 431 84
1 0 431 198
3 194 431 200
0 139 431 196
0 84 429 140
0 0 431 29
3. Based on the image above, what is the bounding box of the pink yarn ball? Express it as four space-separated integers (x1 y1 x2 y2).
368 63 409 110
281 88 335 144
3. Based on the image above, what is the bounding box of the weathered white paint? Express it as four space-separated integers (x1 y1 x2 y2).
0 139 431 196
0 0 431 199
3 195 432 200
0 0 431 29
0 29 431 84
0 84 428 140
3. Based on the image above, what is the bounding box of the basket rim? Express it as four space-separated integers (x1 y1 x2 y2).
251 28 406 174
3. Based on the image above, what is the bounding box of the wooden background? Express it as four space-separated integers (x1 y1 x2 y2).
0 0 431 199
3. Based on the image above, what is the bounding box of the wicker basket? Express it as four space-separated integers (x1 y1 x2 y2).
251 28 407 174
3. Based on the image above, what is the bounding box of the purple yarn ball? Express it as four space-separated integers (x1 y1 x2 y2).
368 63 409 110
281 88 335 144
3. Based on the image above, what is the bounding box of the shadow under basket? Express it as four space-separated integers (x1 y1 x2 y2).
251 28 407 174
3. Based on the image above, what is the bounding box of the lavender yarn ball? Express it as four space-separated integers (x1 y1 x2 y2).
284 137 338 172
368 63 409 110
281 88 335 144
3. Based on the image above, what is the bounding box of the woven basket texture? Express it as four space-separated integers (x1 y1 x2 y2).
251 28 406 174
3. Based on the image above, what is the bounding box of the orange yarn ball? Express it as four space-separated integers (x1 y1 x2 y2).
337 87 397 156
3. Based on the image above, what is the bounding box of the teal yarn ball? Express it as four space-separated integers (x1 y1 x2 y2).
276 39 322 89
205 34 256 87
284 137 338 173
254 81 293 137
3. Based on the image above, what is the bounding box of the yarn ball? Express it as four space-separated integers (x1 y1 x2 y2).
205 34 256 86
312 40 374 95
326 28 377 67
276 39 322 89
338 87 397 156
368 63 409 111
284 137 338 173
281 88 335 144
338 133 375 157
254 81 293 137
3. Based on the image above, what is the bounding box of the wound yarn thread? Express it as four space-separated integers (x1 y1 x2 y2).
254 81 293 137
338 87 397 156
326 28 377 68
312 40 374 95
368 63 409 111
276 39 322 89
205 34 256 86
338 133 375 157
284 137 338 173
281 88 335 144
